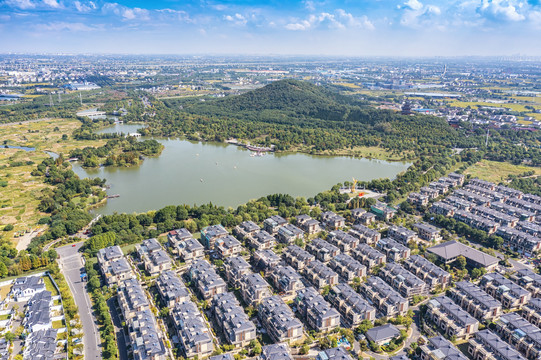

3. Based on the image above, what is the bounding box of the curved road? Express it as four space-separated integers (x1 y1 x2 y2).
57 241 102 360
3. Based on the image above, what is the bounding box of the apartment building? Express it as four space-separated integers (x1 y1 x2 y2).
379 263 429 298
495 313 541 360
271 265 305 297
328 253 367 282
403 255 451 290
212 292 257 346
426 296 479 340
224 256 252 288
327 230 360 253
240 273 272 306
188 259 227 300
449 281 502 323
387 226 418 245
511 269 541 298
172 301 214 358
252 249 281 275
376 238 411 262
430 202 456 217
295 287 340 333
283 245 315 271
277 224 304 244
303 260 339 289
306 238 340 263
413 223 442 242
350 243 386 269
215 235 243 258
496 227 541 256
521 298 541 327
419 336 468 360
467 329 526 360
453 209 500 235
258 296 304 343
480 272 531 310
348 224 381 245
136 238 172 276
295 215 321 235
156 270 190 308
473 206 519 228
360 276 409 317
327 283 375 327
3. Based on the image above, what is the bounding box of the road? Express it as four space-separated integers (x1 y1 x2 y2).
57 241 102 360
107 297 128 360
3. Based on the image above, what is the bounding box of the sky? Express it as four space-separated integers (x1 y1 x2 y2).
1 0 541 56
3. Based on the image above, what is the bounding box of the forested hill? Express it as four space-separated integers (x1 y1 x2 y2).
153 80 466 156
165 79 403 125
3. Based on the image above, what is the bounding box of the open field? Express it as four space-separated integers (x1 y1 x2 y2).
310 145 416 162
448 100 541 120
464 160 541 183
0 118 106 246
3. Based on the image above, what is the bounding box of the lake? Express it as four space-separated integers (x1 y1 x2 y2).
71 124 410 215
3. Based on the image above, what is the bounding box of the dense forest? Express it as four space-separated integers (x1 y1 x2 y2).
28 156 107 251
142 80 463 156
140 80 541 165
69 137 163 168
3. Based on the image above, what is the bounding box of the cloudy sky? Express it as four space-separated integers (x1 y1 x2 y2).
1 0 540 56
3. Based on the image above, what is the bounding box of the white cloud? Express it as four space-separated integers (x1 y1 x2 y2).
404 0 423 11
36 21 99 31
478 0 525 21
286 9 374 31
73 1 96 12
102 2 150 21
400 0 442 28
304 0 315 11
224 13 247 26
156 8 191 22
42 0 60 8
4 0 35 9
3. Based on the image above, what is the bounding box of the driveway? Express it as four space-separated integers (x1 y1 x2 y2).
57 241 102 360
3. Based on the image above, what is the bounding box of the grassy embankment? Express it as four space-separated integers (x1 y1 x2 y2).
464 159 541 183
285 145 416 162
0 118 105 245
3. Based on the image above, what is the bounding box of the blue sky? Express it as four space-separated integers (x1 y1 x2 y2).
1 0 540 56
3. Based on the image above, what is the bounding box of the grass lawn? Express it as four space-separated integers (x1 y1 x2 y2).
120 243 137 255
0 285 11 301
42 275 60 296
52 319 64 329
464 160 541 183
286 145 416 162
0 314 10 320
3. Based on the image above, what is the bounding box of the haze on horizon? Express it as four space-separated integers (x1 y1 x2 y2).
1 0 540 57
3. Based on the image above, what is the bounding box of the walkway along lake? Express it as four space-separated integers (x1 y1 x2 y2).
69 124 411 215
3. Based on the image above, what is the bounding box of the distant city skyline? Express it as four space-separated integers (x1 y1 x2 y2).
1 0 541 56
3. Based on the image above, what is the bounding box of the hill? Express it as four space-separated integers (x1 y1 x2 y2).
154 80 462 156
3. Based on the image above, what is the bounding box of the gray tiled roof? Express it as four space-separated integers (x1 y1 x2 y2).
427 240 499 267
365 324 400 343
428 296 478 327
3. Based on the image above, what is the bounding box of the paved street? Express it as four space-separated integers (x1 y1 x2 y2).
57 241 102 360
108 297 128 360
